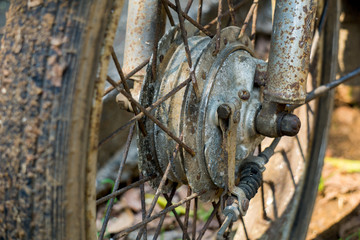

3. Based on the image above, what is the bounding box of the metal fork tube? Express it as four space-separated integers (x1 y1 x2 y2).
123 0 165 81
265 0 317 104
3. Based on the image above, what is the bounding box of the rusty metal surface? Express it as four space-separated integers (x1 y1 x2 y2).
154 34 210 183
138 25 266 202
138 23 201 192
182 27 264 201
137 25 180 192
201 48 263 189
235 1 337 237
255 101 301 138
123 0 165 100
218 101 240 192
217 200 240 237
265 0 317 104
254 61 267 86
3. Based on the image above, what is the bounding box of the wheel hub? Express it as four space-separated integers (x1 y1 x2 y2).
138 25 266 201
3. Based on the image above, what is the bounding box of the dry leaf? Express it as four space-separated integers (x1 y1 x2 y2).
106 209 134 233
28 0 43 8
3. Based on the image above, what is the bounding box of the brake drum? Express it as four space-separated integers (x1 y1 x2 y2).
138 24 265 201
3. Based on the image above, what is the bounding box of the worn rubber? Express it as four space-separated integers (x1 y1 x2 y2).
0 1 114 239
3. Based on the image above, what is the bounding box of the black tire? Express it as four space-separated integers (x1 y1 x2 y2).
0 0 119 239
290 0 340 238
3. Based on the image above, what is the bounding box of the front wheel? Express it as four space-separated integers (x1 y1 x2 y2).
0 0 340 239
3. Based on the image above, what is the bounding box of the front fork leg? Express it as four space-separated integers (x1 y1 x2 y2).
266 0 317 105
257 0 317 138
117 0 166 111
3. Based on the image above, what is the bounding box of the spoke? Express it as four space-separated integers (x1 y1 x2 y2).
163 193 192 240
238 0 258 38
138 134 183 239
121 89 195 156
223 221 233 239
213 0 223 55
251 0 258 45
151 0 162 82
152 186 177 240
227 0 237 26
306 102 314 115
161 0 175 26
240 216 250 240
204 0 249 29
103 58 149 97
115 191 205 239
110 47 136 103
184 0 194 14
212 201 222 227
280 150 296 187
165 0 213 37
173 0 200 98
99 77 191 147
310 1 329 64
197 0 203 23
288 67 360 111
110 47 147 135
136 162 175 239
258 144 270 221
98 116 131 147
271 182 278 219
295 135 306 162
140 173 147 240
196 201 221 240
306 67 360 103
96 174 155 205
260 177 270 221
98 124 135 240
264 180 278 219
106 77 195 156
183 186 192 240
192 197 198 240
306 103 311 144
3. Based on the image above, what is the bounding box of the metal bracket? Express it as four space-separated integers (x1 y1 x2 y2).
218 99 241 192
217 100 251 217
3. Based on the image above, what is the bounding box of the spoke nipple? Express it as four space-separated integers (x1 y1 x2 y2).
280 113 301 136
238 89 250 101
217 104 231 120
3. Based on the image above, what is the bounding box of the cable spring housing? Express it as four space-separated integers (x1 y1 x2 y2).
237 162 262 200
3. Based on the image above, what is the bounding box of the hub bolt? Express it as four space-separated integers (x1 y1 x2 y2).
238 89 250 101
279 114 301 136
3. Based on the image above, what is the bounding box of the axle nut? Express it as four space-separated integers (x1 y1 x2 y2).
280 114 301 136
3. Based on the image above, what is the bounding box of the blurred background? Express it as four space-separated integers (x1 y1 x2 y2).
306 1 360 239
